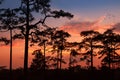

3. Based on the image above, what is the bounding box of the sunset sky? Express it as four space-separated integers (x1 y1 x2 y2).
0 0 120 69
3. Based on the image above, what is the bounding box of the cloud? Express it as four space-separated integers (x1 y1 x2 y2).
59 16 110 34
59 16 113 42
59 21 97 42
112 23 120 33
60 21 94 34
92 15 106 27
96 15 106 24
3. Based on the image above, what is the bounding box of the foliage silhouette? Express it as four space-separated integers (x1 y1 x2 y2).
1 0 120 80
30 49 45 71
69 49 79 69
51 30 71 69
7 0 73 78
0 8 24 80
79 30 100 69
97 28 120 69
29 28 56 71
0 0 73 79
0 37 9 45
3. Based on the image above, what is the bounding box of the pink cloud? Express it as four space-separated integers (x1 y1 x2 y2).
112 23 120 33
60 21 95 34
59 21 96 42
59 16 114 42
59 16 113 34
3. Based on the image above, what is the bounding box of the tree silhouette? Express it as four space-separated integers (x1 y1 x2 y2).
0 37 9 45
79 30 100 69
0 8 22 80
69 49 79 69
30 27 56 72
98 28 120 69
14 0 73 77
52 30 71 69
30 49 45 71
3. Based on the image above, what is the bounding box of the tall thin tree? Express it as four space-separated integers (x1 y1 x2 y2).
52 30 71 69
98 29 120 69
69 49 79 69
80 30 100 70
0 8 22 80
18 0 73 78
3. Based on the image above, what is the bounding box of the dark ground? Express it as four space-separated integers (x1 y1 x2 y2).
0 68 120 80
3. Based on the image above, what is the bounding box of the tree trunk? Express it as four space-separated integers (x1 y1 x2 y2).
44 42 46 71
91 50 93 69
60 35 63 70
56 51 59 69
24 32 29 77
24 0 29 79
60 49 62 69
43 42 46 79
90 40 93 70
108 49 111 70
10 28 12 80
69 53 72 69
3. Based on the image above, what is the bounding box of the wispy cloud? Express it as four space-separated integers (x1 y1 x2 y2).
59 16 113 42
60 16 111 34
112 23 120 33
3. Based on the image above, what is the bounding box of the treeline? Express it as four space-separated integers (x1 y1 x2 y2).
0 0 73 76
29 28 120 71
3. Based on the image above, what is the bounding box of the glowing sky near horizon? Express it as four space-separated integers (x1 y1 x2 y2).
0 0 120 69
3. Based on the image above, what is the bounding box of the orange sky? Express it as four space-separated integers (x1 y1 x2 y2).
0 15 120 69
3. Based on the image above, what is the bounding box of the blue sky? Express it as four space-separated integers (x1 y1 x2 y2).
51 0 120 23
1 0 120 22
51 0 120 11
0 0 120 29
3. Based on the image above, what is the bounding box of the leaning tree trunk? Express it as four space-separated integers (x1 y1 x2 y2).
10 28 12 80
